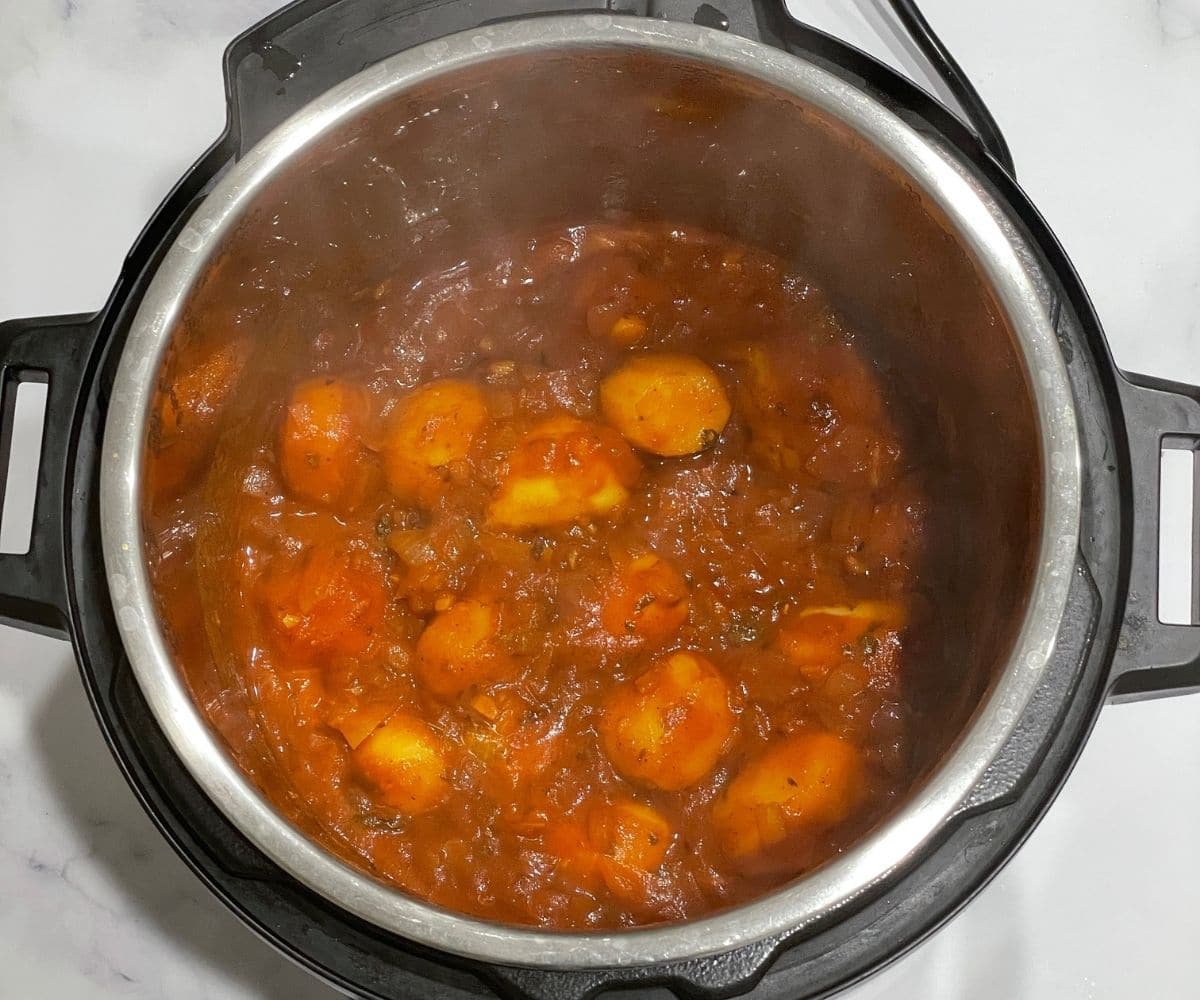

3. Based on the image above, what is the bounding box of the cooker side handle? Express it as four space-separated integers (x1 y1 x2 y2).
1108 371 1200 701
0 313 102 640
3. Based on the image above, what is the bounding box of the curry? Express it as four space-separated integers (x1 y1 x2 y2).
144 222 935 928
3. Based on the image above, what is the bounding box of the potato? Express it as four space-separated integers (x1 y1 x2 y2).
776 601 905 682
600 553 690 643
488 415 641 529
599 353 731 456
588 798 672 873
353 712 450 814
279 378 373 507
260 541 388 660
382 379 488 504
712 730 864 858
158 340 246 440
415 598 514 698
540 798 672 897
600 651 735 790
150 340 247 499
609 315 649 346
330 701 395 749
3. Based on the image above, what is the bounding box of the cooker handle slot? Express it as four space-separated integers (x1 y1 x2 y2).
1109 372 1200 701
0 312 101 640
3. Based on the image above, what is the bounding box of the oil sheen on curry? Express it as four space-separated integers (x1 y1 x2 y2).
144 221 936 929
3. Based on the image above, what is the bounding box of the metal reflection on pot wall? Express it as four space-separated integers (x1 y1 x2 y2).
0 2 1197 1000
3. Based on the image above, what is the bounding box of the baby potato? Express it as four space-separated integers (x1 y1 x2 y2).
600 353 731 457
540 819 601 886
588 798 672 873
279 378 372 507
488 415 641 529
149 340 247 500
586 301 651 346
600 553 690 643
415 598 515 698
600 651 736 790
158 340 247 440
383 379 488 504
776 601 905 682
712 731 865 859
540 798 672 897
260 541 388 660
353 712 450 814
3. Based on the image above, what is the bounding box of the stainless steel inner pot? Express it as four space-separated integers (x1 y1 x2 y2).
100 15 1080 968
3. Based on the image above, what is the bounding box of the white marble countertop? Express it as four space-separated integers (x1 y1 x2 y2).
2 1 1199 997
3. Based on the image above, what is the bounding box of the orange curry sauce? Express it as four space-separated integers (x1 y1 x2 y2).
144 223 933 928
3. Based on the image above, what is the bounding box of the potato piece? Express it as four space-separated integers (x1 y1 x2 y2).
415 598 515 698
468 692 500 723
158 340 246 440
600 553 690 643
540 819 601 886
609 315 649 346
488 415 641 529
260 541 388 660
600 652 735 790
382 379 488 504
588 798 672 873
776 601 905 682
540 798 672 897
149 340 248 500
712 731 865 858
729 343 803 475
353 712 450 814
331 701 395 749
600 353 731 456
279 378 372 507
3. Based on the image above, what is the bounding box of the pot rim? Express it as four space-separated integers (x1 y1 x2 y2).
99 14 1081 969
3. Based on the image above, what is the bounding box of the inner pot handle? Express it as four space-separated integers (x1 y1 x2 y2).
0 312 102 640
1108 371 1200 701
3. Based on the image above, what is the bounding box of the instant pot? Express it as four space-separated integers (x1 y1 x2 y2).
2 2 1198 998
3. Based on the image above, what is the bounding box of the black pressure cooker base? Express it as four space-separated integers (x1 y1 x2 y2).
8 0 1164 997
